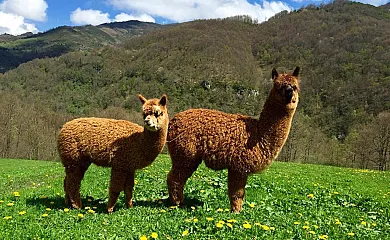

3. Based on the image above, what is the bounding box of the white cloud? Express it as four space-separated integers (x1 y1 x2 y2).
70 8 111 25
0 11 38 35
0 0 48 21
114 13 155 23
108 0 291 23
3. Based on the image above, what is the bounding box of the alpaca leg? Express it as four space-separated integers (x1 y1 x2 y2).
107 169 127 213
124 171 135 208
64 176 70 206
167 159 201 206
64 163 90 209
227 169 248 213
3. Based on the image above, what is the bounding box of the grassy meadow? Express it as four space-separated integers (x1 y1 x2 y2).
0 155 389 239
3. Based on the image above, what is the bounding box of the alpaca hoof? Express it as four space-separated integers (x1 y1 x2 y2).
107 207 114 213
71 203 81 209
126 202 133 208
231 205 242 213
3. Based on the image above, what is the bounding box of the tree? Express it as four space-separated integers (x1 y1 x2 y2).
350 111 390 170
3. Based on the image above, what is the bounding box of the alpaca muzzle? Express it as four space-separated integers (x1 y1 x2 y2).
285 85 294 103
144 117 159 131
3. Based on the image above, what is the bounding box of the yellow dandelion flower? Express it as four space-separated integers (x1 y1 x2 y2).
227 223 233 229
85 206 91 210
227 219 237 223
262 225 270 231
41 196 47 199
160 209 166 213
64 208 69 212
372 223 377 227
224 208 230 212
191 206 195 210
319 235 328 239
243 222 251 229
139 236 147 240
3 216 12 220
0 200 4 204
248 203 255 208
347 232 355 236
216 208 223 212
88 209 95 214
42 213 48 217
334 191 339 195
184 218 191 223
309 231 316 234
169 206 177 209
7 202 14 207
298 213 303 217
307 194 314 198
335 221 342 225
78 213 84 218
314 225 319 229
305 221 310 225
13 192 20 197
19 211 26 215
182 230 189 236
216 222 224 228
193 218 198 223
294 221 300 225
303 226 310 230
255 222 261 226
206 217 214 221
46 208 51 211
361 221 367 226
151 232 158 239
200 190 205 193
270 227 275 231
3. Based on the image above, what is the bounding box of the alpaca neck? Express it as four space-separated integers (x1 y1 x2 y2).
257 97 296 161
142 126 168 161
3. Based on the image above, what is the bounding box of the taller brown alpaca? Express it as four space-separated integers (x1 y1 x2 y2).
167 67 300 212
58 94 168 213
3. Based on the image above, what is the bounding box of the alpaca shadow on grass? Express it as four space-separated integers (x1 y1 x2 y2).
26 195 109 213
26 195 204 213
133 196 203 211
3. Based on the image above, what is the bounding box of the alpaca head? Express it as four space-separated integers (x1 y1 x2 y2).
271 67 300 111
138 94 169 132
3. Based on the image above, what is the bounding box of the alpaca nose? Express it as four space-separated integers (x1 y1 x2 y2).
285 85 293 102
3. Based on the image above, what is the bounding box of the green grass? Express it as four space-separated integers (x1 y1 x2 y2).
0 155 390 239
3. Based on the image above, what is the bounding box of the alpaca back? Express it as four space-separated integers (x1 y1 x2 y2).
58 117 144 168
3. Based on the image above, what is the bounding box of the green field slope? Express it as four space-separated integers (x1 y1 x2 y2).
0 156 389 239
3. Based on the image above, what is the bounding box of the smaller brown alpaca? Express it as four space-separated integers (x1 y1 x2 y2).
58 94 168 213
167 67 300 212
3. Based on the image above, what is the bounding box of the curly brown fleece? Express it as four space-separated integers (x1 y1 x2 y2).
167 67 300 212
58 94 168 213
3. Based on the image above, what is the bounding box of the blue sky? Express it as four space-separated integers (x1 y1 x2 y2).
0 0 388 35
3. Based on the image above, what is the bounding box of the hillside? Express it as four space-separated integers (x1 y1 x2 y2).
0 20 167 73
0 1 389 169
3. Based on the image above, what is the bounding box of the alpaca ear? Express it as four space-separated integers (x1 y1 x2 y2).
138 94 147 104
272 68 278 80
292 66 300 77
159 94 167 107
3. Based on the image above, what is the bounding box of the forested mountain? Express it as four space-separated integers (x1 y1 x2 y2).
0 20 167 73
0 1 389 170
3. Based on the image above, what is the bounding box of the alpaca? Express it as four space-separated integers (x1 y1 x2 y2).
58 94 168 213
167 67 300 212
